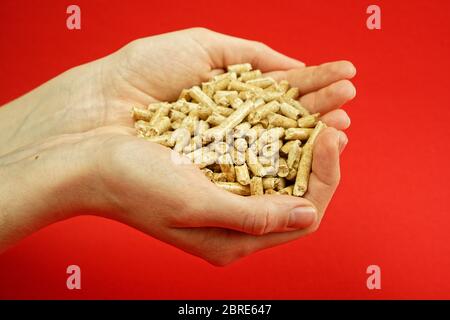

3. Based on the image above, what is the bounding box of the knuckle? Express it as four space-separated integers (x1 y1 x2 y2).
327 62 342 76
188 27 212 35
241 212 259 235
253 40 267 49
252 41 268 54
123 38 144 55
241 207 273 235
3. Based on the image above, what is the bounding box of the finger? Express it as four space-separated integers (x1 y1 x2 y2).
174 189 318 235
265 60 356 95
299 79 356 114
320 109 351 130
190 28 305 71
304 127 345 220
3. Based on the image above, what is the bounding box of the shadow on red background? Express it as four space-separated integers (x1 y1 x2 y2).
0 0 449 299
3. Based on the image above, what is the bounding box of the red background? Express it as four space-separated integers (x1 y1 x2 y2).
1 0 449 299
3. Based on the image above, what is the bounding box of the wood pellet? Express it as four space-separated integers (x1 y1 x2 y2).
131 63 325 197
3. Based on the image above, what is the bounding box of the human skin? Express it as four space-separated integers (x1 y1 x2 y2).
0 28 356 265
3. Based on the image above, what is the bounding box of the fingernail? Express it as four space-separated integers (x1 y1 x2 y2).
288 207 317 229
338 132 348 154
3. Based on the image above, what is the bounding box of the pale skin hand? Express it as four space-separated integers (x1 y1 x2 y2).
0 28 355 155
0 28 356 265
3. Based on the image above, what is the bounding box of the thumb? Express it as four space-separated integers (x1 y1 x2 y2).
195 191 318 235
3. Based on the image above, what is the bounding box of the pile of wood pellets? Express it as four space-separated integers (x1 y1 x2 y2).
132 63 325 197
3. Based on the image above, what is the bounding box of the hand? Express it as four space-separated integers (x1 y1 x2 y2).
0 28 355 155
0 28 356 265
0 124 345 266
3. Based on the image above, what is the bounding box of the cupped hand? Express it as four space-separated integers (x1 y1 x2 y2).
0 28 356 265
0 124 345 265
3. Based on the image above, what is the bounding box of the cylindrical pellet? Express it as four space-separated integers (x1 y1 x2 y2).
280 140 301 156
239 70 262 82
233 122 251 138
228 79 262 93
279 185 294 195
246 77 275 89
227 63 252 74
297 113 320 128
231 149 246 166
149 104 170 126
293 121 325 196
170 109 187 122
277 158 289 178
132 107 153 121
172 128 191 153
250 176 264 196
206 113 226 126
248 101 280 125
268 113 298 128
246 149 265 177
189 86 217 110
280 102 301 120
147 116 171 136
218 154 235 182
215 181 250 196
284 128 313 140
212 172 228 182
143 132 175 148
234 138 248 152
283 87 300 100
235 163 251 185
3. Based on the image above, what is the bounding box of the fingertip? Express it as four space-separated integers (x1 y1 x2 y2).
320 109 351 130
343 111 351 129
337 80 357 100
339 60 357 78
338 131 348 154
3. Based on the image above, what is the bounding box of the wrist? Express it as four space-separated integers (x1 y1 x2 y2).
0 134 102 251
0 60 106 156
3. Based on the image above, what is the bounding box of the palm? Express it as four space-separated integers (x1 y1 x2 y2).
95 32 215 128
